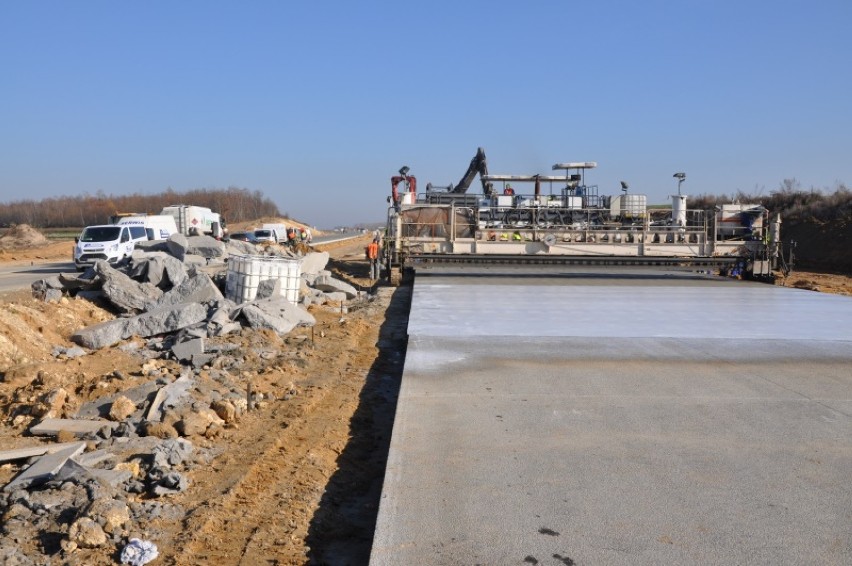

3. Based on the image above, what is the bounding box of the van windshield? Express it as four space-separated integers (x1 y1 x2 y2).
80 226 122 242
254 230 272 237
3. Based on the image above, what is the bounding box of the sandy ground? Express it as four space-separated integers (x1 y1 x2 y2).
0 236 408 565
0 233 850 564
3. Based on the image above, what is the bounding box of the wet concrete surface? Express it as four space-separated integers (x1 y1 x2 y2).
370 267 852 565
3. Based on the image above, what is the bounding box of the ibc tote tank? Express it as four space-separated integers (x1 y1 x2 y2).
226 254 302 304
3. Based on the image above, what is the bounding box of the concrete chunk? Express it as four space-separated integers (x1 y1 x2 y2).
29 418 117 437
172 337 204 362
130 252 189 288
185 235 226 258
166 233 188 261
191 353 215 369
300 252 330 277
241 297 316 335
311 274 358 299
126 302 210 338
72 448 117 468
75 381 160 420
0 441 89 464
146 374 195 423
154 273 223 308
3 442 86 491
71 302 209 349
225 240 258 256
95 261 163 313
71 318 128 350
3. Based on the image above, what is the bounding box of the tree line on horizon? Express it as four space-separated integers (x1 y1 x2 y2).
688 179 851 227
0 187 283 228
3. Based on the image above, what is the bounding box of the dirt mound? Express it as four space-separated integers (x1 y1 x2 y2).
0 224 50 249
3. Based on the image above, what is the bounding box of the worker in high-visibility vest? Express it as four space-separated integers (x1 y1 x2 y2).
366 239 380 280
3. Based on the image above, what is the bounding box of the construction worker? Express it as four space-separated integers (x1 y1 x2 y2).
503 184 515 196
366 238 380 280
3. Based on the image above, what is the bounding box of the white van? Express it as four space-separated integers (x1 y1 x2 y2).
115 215 178 240
253 228 283 244
73 225 149 271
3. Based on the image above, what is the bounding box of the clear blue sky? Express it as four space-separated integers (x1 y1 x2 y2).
1 1 850 227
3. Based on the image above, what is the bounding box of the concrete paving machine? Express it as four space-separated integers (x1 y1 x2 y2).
383 150 785 285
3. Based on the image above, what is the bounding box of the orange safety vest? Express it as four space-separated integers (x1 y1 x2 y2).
367 241 379 260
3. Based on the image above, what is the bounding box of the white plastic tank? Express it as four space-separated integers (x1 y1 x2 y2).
564 196 583 210
610 194 647 218
671 194 687 226
226 254 302 304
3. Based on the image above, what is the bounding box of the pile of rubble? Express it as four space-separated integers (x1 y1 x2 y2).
1 233 364 564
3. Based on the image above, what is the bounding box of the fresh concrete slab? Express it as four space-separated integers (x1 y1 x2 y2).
370 270 852 565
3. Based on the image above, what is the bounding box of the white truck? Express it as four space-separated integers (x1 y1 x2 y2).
261 223 289 244
73 224 149 271
160 205 226 238
114 215 178 240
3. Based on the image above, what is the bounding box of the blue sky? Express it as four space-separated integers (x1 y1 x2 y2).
1 1 850 227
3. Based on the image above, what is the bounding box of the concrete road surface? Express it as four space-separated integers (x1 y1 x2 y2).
371 267 852 565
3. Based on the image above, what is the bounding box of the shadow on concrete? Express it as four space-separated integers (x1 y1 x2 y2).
305 284 411 565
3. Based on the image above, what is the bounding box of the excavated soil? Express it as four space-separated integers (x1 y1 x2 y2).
0 235 408 565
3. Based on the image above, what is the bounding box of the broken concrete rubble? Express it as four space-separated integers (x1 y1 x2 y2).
152 438 194 468
240 297 316 335
31 278 63 302
185 235 226 258
95 261 164 313
225 239 259 256
29 418 118 438
166 233 188 261
171 337 204 362
3 442 85 492
312 273 358 299
154 272 224 308
71 302 209 349
130 251 188 288
146 373 194 423
299 251 330 283
0 441 88 464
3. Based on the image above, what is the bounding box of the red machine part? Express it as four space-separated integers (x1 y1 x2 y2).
391 175 417 204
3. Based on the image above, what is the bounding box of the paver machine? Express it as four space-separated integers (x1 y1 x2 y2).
383 149 786 284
